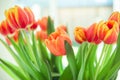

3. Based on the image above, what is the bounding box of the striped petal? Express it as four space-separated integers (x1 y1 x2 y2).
74 27 86 44
14 6 28 28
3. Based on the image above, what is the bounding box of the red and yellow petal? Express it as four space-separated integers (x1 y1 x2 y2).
108 11 120 28
14 6 28 28
5 8 19 29
103 20 119 44
0 20 9 36
97 21 109 40
104 28 118 44
24 7 35 24
74 27 86 44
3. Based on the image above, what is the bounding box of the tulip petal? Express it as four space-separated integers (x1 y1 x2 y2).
38 17 48 31
74 27 86 44
5 8 19 29
104 29 118 44
14 6 28 28
24 7 35 24
0 20 9 35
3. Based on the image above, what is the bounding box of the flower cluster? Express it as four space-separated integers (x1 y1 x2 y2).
74 11 120 44
0 5 120 80
0 5 37 44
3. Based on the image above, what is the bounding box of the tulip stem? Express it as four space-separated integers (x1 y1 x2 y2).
94 44 108 80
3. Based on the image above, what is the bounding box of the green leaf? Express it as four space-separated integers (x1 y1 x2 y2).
0 62 20 80
97 32 120 80
104 61 120 80
113 32 120 65
22 30 37 65
39 59 52 80
38 39 50 61
97 50 116 80
31 31 41 67
77 62 85 80
55 56 63 74
47 16 55 35
87 44 97 80
94 44 108 79
104 32 120 79
38 39 52 80
65 41 77 80
0 59 28 80
0 32 45 80
76 42 88 71
77 43 93 80
0 39 32 79
59 66 73 80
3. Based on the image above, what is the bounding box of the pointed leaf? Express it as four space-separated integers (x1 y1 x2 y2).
65 41 77 80
47 16 55 35
0 59 28 80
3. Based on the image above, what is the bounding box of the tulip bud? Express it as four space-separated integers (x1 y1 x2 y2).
86 23 101 44
74 27 86 44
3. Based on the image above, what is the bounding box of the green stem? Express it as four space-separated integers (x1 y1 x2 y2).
77 43 93 80
94 44 108 80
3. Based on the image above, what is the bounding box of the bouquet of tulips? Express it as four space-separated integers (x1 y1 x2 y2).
0 5 120 80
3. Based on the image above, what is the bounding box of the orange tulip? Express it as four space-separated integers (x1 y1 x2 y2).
108 11 120 28
97 20 119 44
0 20 15 36
5 6 35 29
86 23 101 44
45 30 72 56
38 17 48 31
36 30 48 41
74 27 86 44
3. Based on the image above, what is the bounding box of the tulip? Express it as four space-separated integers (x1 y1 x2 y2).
97 20 119 44
108 11 120 28
38 17 48 31
45 30 72 56
86 23 101 44
5 6 35 29
74 27 86 44
0 20 15 36
36 30 48 41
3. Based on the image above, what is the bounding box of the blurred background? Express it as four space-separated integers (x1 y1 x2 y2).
0 0 120 80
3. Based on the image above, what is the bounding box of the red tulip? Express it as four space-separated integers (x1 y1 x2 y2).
38 17 48 31
45 30 72 56
5 6 35 29
108 11 120 28
86 23 101 44
0 20 15 36
97 20 119 44
74 27 86 44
